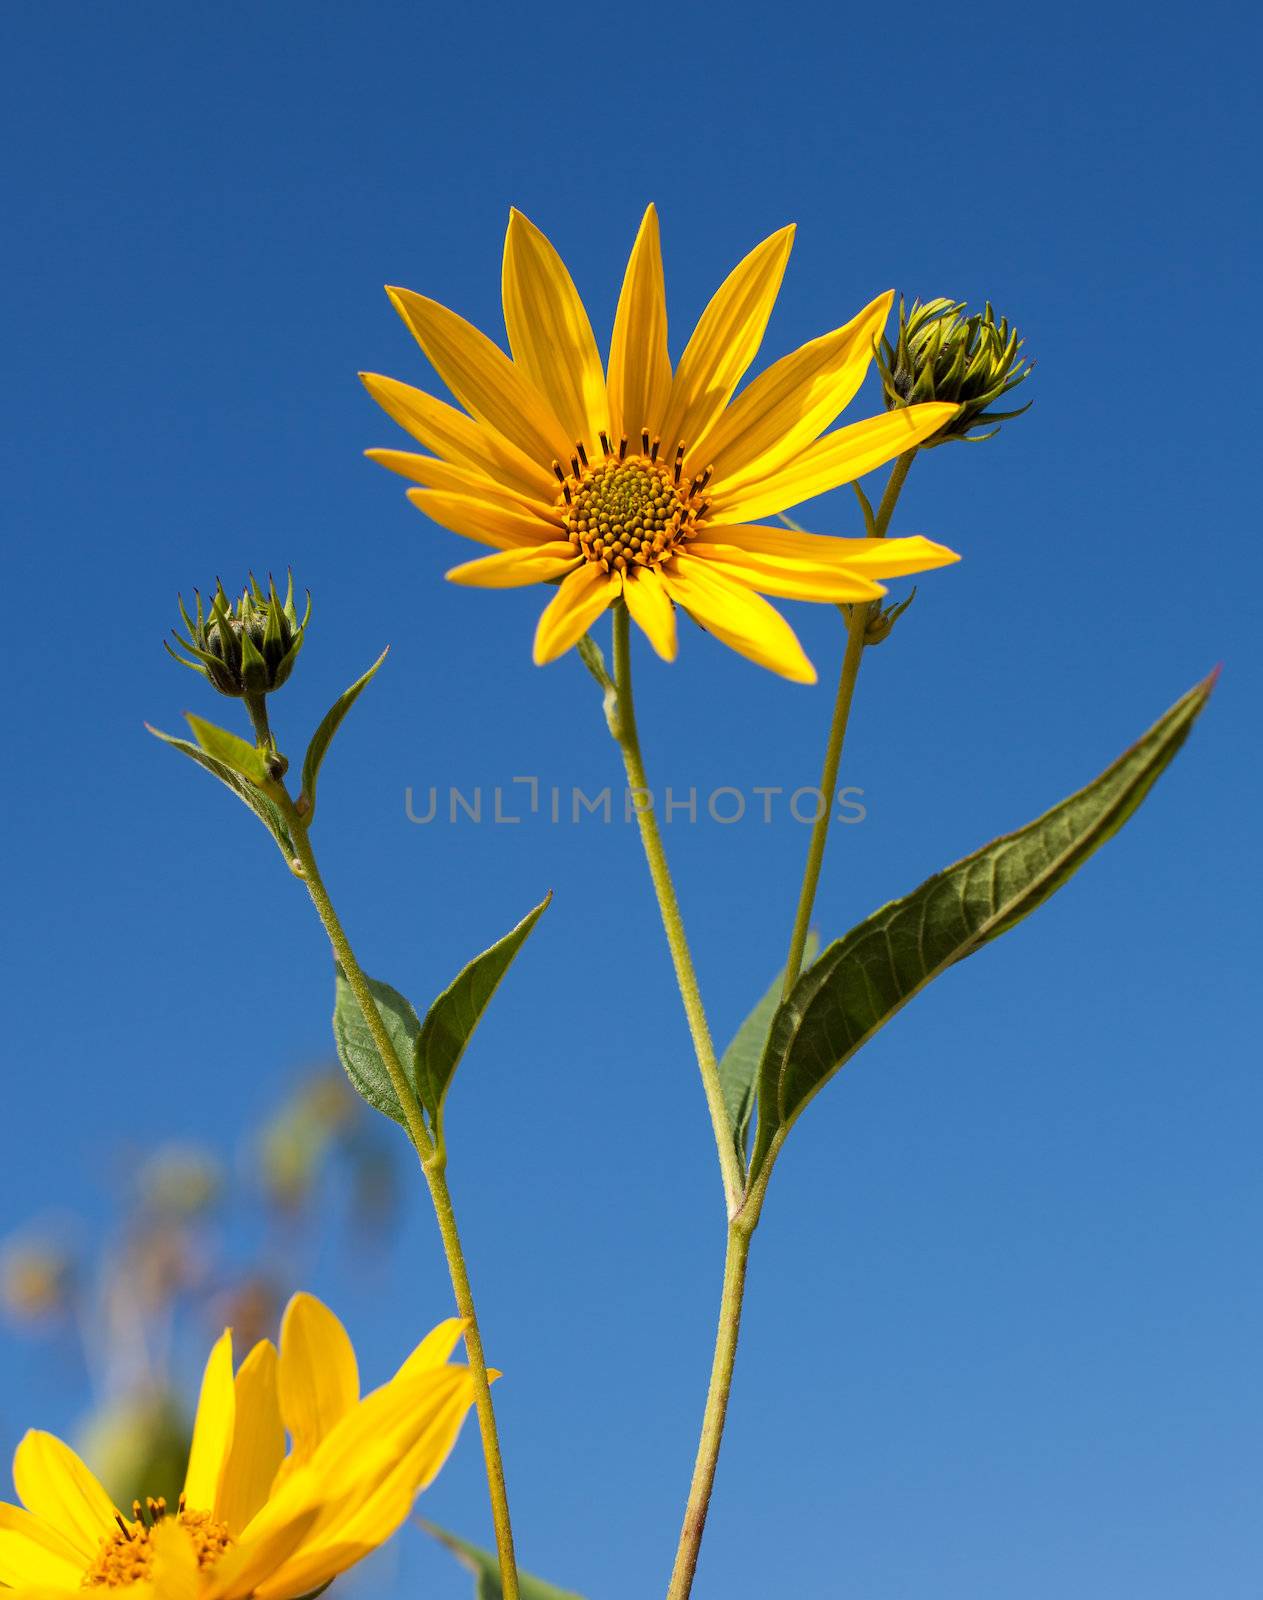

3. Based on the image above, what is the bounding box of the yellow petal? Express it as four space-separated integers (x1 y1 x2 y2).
446 545 580 588
659 554 816 683
215 1340 285 1535
685 543 885 603
658 226 795 458
387 289 571 467
248 1378 475 1600
622 568 678 662
700 525 959 578
533 565 621 665
0 1502 87 1587
205 1501 325 1600
408 489 561 552
364 449 547 512
183 1330 235 1514
392 1318 468 1381
0 1588 89 1600
710 403 959 522
502 210 608 451
807 533 960 577
607 205 672 446
149 1522 200 1600
359 373 556 499
692 291 893 482
277 1295 358 1474
12 1433 118 1560
231 1366 473 1584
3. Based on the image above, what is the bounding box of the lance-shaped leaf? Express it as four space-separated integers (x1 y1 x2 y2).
718 934 819 1174
147 723 296 857
415 893 552 1130
422 1522 586 1600
330 893 551 1134
299 647 389 821
184 713 279 787
749 671 1216 1179
332 967 423 1128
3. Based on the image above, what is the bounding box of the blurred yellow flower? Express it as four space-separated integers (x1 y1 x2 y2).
364 207 961 682
0 1294 476 1600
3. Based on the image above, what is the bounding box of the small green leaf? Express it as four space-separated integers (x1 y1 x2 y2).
750 671 1217 1178
147 723 295 857
183 713 282 789
718 934 819 1173
422 1523 586 1600
332 967 422 1127
299 647 389 821
415 893 552 1130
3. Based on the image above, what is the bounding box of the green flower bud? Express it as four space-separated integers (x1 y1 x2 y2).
877 297 1033 444
166 573 310 699
861 586 917 647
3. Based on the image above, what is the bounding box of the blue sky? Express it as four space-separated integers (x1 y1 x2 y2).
1 2 1259 1597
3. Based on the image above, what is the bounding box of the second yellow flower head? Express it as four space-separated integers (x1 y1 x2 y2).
0 1294 476 1600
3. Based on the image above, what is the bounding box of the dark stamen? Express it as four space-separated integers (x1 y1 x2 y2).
673 443 685 484
618 435 628 460
650 436 661 462
576 440 589 468
599 431 612 457
552 460 566 484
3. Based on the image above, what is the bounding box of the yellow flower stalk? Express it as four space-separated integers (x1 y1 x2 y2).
363 207 963 683
0 1294 476 1600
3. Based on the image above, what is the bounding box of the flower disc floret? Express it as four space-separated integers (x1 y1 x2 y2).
82 1502 232 1588
561 451 709 572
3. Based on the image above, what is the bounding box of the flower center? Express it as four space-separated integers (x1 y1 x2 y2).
555 432 712 573
81 1498 233 1588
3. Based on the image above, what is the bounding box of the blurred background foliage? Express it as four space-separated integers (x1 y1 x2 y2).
0 1066 400 1509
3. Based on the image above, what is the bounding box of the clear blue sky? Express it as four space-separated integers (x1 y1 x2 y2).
1 2 1259 1596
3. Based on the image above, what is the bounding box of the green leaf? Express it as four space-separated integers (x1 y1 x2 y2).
329 894 551 1136
421 1523 586 1600
184 713 277 787
332 967 423 1128
750 671 1217 1178
299 647 389 822
415 893 552 1130
718 934 819 1173
147 723 296 857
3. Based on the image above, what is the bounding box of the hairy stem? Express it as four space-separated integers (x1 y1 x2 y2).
287 822 520 1600
609 603 744 1213
781 449 917 995
665 1223 752 1600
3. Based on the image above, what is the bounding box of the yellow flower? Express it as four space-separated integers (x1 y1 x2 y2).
0 1294 476 1600
363 207 963 683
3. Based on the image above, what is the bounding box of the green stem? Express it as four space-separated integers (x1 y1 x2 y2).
419 1151 519 1600
781 449 917 996
287 822 521 1600
609 603 744 1213
665 450 922 1600
665 1223 752 1600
